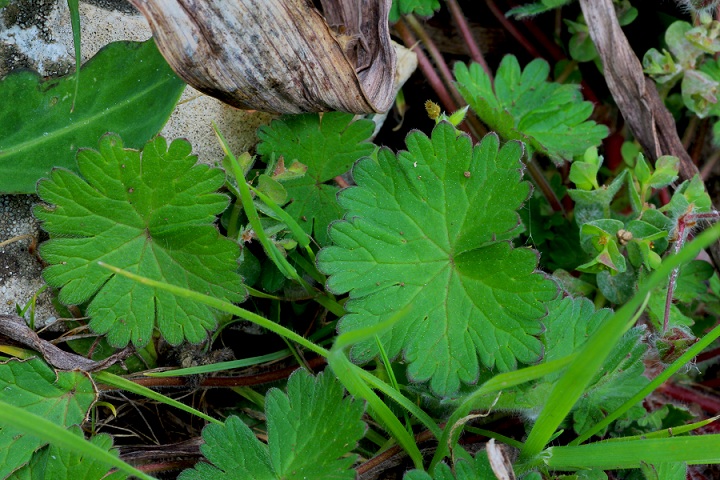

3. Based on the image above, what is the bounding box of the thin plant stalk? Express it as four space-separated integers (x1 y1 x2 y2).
526 154 565 214
394 19 458 114
403 14 488 139
486 0 542 58
445 0 492 80
664 211 719 333
404 14 466 107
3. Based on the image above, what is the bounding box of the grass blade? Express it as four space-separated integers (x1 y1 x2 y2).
546 435 720 469
521 222 720 459
0 399 155 480
94 371 222 426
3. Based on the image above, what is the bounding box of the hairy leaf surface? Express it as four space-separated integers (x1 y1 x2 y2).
318 123 558 396
256 112 375 246
179 370 365 480
455 55 608 164
35 134 245 348
542 297 648 435
0 358 96 478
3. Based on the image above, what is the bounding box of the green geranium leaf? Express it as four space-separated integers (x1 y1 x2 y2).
674 260 715 303
389 0 441 21
35 134 245 348
0 40 184 194
0 358 96 478
256 113 375 246
10 427 125 480
541 297 649 436
178 370 365 480
403 450 494 479
455 55 608 164
317 123 558 396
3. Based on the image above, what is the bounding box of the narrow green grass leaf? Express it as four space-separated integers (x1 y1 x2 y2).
0 400 154 480
546 435 720 469
572 319 720 445
521 221 720 459
429 353 576 470
602 414 720 442
98 262 329 358
145 350 291 377
66 0 81 111
329 351 425 470
330 307 425 469
93 371 222 426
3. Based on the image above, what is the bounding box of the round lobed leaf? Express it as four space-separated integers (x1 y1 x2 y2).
318 122 558 396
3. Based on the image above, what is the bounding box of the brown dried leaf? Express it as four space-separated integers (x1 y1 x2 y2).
128 0 397 114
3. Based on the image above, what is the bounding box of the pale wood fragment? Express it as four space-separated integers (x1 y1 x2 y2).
128 0 397 114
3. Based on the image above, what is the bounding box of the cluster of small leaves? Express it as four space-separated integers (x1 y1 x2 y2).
454 55 609 164
569 149 673 277
563 1 637 65
256 112 376 247
34 134 245 348
389 0 441 22
566 144 714 338
318 121 559 396
644 18 720 142
179 370 365 480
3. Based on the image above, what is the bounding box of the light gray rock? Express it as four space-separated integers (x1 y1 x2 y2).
0 195 55 325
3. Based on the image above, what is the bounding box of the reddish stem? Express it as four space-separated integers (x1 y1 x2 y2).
696 346 720 363
99 356 328 390
486 0 542 58
403 15 488 138
394 20 459 115
658 382 720 413
664 217 688 333
445 0 493 80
